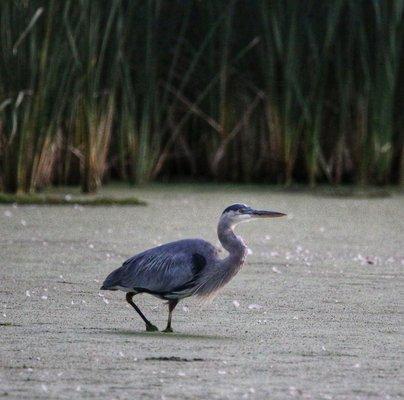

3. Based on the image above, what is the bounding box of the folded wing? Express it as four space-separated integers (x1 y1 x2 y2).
101 239 217 297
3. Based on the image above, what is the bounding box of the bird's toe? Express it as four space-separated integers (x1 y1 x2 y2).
162 327 173 333
146 324 159 332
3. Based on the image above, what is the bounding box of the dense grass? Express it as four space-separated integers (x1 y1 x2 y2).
0 0 403 193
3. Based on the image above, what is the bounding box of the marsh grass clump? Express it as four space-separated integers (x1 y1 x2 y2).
0 1 402 193
0 192 145 206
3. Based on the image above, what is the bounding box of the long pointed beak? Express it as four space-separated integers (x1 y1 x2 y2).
250 210 287 218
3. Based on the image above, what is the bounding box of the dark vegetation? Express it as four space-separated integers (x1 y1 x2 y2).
0 192 145 205
0 0 403 194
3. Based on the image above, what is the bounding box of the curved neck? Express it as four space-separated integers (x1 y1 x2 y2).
192 217 249 298
217 218 247 265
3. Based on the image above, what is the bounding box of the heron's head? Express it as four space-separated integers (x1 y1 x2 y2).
220 203 286 226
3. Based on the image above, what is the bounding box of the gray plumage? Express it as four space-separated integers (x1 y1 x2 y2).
101 203 286 332
102 239 219 299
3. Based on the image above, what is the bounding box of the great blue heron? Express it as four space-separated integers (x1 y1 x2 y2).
100 204 286 332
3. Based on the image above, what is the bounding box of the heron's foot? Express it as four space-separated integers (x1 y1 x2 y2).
162 326 173 333
146 324 159 332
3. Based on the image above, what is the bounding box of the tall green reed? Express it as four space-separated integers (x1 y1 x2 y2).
0 0 402 192
0 1 73 193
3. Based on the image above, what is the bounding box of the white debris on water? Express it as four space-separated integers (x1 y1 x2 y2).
270 251 279 257
76 385 81 392
353 363 361 368
20 219 27 226
232 300 240 308
4 210 12 217
25 290 31 297
119 351 124 357
248 304 262 310
64 194 72 201
41 295 48 300
88 244 94 249
182 305 189 313
178 371 186 377
354 254 375 265
293 316 299 320
289 386 300 397
246 248 253 255
103 298 109 304
218 370 226 375
41 384 48 392
272 267 281 273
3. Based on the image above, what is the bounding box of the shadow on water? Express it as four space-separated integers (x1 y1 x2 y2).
97 328 231 341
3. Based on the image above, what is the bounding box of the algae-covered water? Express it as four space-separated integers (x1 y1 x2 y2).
0 185 402 399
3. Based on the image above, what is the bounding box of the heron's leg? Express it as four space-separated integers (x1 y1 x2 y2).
126 293 158 332
162 299 178 333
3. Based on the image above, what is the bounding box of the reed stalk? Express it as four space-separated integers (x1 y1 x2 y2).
0 0 401 191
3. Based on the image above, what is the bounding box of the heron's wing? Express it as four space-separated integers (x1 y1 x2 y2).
102 239 216 296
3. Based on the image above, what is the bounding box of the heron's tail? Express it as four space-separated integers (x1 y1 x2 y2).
100 284 118 291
